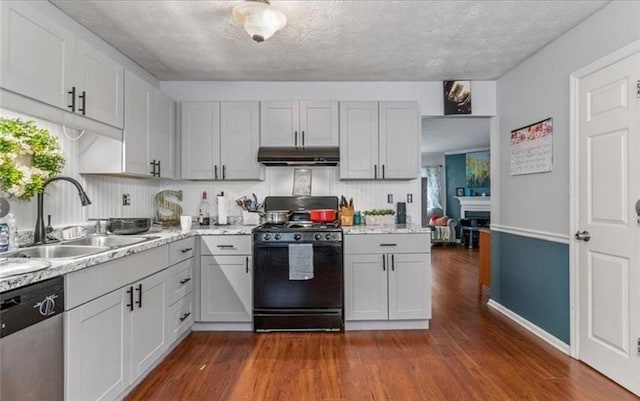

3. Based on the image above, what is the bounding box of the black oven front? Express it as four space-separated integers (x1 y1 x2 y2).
253 234 343 331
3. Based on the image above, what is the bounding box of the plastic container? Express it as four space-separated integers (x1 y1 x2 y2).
0 223 9 253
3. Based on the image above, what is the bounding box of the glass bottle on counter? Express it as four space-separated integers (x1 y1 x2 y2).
198 191 211 226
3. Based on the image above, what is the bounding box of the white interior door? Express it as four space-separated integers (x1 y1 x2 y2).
577 51 640 396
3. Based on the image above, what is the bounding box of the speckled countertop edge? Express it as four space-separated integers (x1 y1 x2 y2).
1 224 430 292
0 225 254 293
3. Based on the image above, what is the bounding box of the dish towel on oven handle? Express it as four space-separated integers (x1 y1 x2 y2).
288 244 314 280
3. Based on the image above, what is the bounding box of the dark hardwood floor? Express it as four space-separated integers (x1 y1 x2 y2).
126 245 638 401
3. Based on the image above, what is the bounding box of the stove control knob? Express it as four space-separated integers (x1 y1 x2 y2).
325 233 333 240
274 234 281 240
314 233 322 240
263 234 271 241
294 233 302 241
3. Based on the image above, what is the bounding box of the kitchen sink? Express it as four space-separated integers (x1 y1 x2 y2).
63 235 150 248
6 245 110 259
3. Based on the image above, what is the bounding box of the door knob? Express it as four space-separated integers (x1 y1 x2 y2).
574 230 591 242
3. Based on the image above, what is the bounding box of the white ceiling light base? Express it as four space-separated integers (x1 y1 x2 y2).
232 0 287 43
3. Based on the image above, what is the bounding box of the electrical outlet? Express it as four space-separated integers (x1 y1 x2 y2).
387 194 393 204
122 193 131 206
407 193 413 203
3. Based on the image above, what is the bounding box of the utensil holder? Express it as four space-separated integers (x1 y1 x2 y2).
242 211 261 226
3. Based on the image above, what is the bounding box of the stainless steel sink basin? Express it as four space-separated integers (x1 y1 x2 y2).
6 245 110 259
63 235 149 248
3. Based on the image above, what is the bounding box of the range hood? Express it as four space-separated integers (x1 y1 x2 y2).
257 146 339 166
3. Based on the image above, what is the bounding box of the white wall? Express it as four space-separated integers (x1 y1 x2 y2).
0 109 159 230
496 0 640 235
161 81 497 117
160 168 421 225
421 153 445 168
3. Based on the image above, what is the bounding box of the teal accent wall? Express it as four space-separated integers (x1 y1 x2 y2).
444 154 465 221
491 231 570 344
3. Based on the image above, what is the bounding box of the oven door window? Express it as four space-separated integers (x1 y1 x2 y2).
253 244 343 310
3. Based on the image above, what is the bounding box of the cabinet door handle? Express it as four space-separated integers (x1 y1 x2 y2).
217 245 235 249
214 165 218 180
179 277 191 285
382 254 386 271
391 254 395 271
68 86 76 112
179 312 191 322
126 286 134 312
301 131 305 147
78 90 86 115
222 165 226 180
150 160 156 176
135 284 142 308
180 247 193 253
157 160 161 177
294 131 298 148
374 164 378 179
380 243 397 247
246 256 249 273
382 164 385 179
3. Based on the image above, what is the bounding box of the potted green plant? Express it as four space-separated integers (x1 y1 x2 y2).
0 117 65 201
362 209 396 226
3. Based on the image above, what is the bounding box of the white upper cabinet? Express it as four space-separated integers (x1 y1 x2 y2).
260 101 299 147
339 102 380 179
340 101 419 180
75 39 124 128
0 2 125 128
181 101 263 180
1 1 75 110
379 101 420 179
261 100 338 148
220 102 262 180
150 88 175 179
181 102 221 180
123 70 151 176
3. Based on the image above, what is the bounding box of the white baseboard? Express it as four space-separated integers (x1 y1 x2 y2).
487 299 570 355
193 322 252 331
345 319 429 331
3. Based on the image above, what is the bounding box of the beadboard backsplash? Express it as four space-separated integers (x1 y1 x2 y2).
1 110 159 230
161 167 421 224
2 109 421 230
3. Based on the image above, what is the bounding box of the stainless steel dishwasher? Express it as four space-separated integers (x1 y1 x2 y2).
1 276 64 401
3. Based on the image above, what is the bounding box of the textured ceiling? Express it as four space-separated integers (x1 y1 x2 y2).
51 0 608 81
422 117 490 154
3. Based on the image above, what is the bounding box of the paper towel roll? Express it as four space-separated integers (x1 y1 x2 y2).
217 192 228 225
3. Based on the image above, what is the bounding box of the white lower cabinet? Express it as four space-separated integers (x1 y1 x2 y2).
65 269 167 401
129 272 168 382
344 233 431 328
200 255 252 322
65 289 130 401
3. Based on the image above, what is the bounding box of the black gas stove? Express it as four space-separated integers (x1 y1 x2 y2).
252 196 343 332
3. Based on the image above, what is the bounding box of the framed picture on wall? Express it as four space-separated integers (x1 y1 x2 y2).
443 80 472 115
456 187 465 197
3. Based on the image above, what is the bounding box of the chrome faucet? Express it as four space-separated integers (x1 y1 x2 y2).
33 176 92 245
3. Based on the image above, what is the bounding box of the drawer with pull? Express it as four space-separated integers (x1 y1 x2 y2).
169 293 194 341
345 233 430 255
169 237 196 265
201 235 251 255
166 259 194 306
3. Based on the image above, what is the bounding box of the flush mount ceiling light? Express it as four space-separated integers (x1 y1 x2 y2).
232 0 287 43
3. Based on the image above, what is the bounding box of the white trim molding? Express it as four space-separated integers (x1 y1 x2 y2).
491 224 570 244
487 299 570 356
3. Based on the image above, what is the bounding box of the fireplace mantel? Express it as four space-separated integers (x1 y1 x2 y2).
455 196 491 219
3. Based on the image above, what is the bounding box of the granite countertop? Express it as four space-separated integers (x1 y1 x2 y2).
0 225 254 293
342 224 431 235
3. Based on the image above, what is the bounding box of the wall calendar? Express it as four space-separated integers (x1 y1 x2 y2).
510 118 553 176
